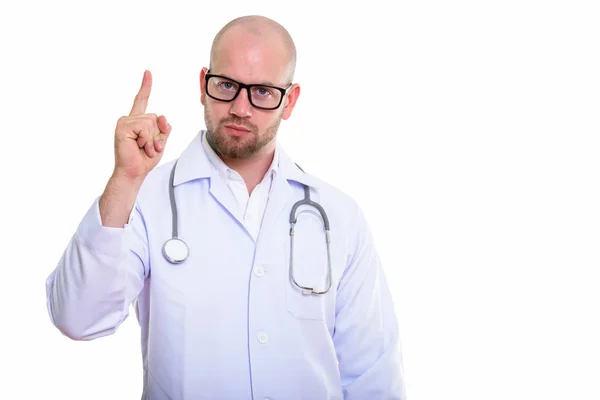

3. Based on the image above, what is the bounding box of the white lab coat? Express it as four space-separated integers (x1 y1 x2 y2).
46 130 407 399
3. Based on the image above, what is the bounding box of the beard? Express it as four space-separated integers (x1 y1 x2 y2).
204 107 282 160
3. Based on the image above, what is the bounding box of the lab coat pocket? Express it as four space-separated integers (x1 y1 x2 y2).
284 209 331 321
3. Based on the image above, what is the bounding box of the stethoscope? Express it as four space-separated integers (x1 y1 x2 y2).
162 159 333 295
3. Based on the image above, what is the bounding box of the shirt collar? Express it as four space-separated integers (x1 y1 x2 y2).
172 130 318 189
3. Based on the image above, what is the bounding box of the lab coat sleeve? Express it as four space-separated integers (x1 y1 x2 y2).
45 196 149 341
334 204 407 400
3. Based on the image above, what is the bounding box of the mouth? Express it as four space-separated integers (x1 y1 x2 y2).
223 124 251 136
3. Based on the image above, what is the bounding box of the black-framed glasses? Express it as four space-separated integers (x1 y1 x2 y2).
205 71 291 110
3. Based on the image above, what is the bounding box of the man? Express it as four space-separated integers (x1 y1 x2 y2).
46 15 407 399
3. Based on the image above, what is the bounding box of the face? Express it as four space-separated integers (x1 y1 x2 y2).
200 29 300 160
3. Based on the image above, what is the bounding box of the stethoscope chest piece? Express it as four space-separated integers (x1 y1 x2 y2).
162 237 189 264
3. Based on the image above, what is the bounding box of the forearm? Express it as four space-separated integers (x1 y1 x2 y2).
99 173 144 228
336 205 407 399
337 271 406 399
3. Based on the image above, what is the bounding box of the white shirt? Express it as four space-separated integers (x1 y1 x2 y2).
45 130 407 399
201 131 278 241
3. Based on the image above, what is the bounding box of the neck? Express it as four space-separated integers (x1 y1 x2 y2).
221 146 275 194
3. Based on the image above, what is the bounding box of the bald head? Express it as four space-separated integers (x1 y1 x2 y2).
209 15 297 84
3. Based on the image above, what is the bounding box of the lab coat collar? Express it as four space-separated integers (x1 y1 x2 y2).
173 130 318 189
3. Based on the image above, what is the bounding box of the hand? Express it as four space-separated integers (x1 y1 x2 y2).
112 70 172 182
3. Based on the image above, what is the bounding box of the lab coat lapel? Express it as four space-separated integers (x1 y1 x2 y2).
208 171 244 225
173 131 245 227
259 171 293 240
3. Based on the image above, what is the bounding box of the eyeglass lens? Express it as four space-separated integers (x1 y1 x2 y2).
207 76 283 109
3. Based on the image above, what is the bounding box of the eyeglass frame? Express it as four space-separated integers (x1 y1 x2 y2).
204 70 292 110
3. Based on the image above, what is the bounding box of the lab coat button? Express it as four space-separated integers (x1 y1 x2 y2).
254 266 265 277
257 332 268 344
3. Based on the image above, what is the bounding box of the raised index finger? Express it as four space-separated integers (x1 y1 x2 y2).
129 70 152 116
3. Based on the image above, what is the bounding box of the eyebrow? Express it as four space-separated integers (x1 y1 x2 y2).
216 73 278 87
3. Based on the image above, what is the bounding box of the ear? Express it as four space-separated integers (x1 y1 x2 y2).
281 83 301 120
200 67 209 106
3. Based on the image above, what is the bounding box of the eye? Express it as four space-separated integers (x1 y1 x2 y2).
253 86 273 97
220 81 236 91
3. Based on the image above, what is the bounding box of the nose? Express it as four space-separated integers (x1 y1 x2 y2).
229 88 253 118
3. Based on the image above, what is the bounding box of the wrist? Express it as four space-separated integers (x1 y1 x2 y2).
99 173 144 228
110 169 146 189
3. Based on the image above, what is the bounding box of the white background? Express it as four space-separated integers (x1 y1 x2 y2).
1 0 599 399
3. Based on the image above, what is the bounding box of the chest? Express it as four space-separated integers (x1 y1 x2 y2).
141 178 350 325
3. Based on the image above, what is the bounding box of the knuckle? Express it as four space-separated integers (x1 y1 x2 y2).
130 121 141 132
116 115 128 126
145 119 157 132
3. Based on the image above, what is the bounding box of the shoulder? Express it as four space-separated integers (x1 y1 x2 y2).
299 170 375 269
300 169 364 226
